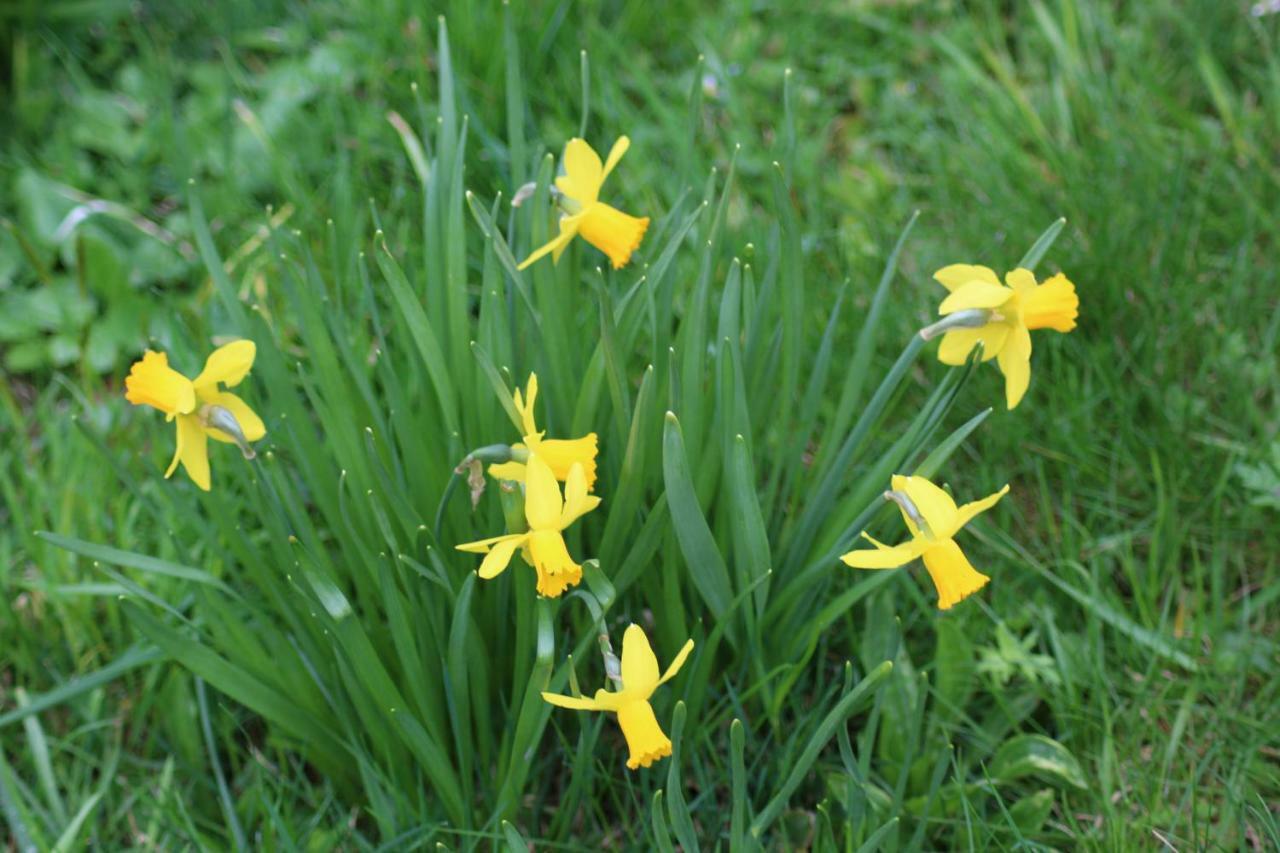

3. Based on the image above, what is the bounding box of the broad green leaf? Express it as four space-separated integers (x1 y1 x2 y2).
989 734 1089 791
662 412 735 644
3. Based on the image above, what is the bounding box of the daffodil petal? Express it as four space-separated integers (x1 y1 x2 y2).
938 281 1013 314
921 540 990 610
523 454 563 529
194 340 256 392
477 535 525 579
560 138 604 205
620 624 660 696
933 264 1000 292
172 414 210 491
164 416 185 479
456 532 526 553
840 533 926 569
937 324 1010 365
125 351 196 415
600 136 630 183
591 688 627 713
996 324 1033 409
890 474 959 539
487 460 527 482
955 484 1010 530
558 462 602 528
541 691 606 711
517 214 584 270
516 375 539 436
656 639 695 687
1005 267 1038 294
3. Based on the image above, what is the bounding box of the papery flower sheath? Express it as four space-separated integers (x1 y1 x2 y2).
457 453 600 597
543 624 694 769
124 341 265 491
931 265 1079 409
488 373 597 489
841 474 1009 610
517 137 649 270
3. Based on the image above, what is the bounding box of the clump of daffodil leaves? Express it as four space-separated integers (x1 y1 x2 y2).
122 132 1081 775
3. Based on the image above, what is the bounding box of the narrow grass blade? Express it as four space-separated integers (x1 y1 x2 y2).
1016 217 1067 270
38 531 234 593
0 644 164 729
197 677 247 852
17 688 65 824
50 790 104 853
855 817 900 853
812 211 918 478
375 237 462 439
751 660 894 838
730 719 749 851
650 790 676 853
665 702 699 852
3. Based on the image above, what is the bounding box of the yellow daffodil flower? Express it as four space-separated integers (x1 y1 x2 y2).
124 341 265 491
543 624 694 769
517 137 649 271
488 373 598 489
457 454 600 597
931 265 1079 409
841 474 1009 610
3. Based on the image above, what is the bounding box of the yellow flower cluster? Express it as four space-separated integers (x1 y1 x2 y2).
453 370 690 767
121 133 1080 770
841 264 1079 609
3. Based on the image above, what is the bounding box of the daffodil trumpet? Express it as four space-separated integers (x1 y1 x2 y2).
841 474 1009 610
488 374 598 490
124 340 265 491
543 624 694 770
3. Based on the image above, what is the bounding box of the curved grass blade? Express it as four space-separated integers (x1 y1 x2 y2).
750 660 894 838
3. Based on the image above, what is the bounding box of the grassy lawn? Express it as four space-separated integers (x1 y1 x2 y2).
2 1 1277 848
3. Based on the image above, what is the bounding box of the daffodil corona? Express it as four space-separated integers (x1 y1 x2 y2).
488 373 598 489
928 265 1079 409
517 137 649 270
841 474 1009 610
457 454 600 597
124 341 265 491
543 624 694 769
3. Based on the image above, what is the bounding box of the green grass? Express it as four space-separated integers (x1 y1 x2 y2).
2 0 1277 849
